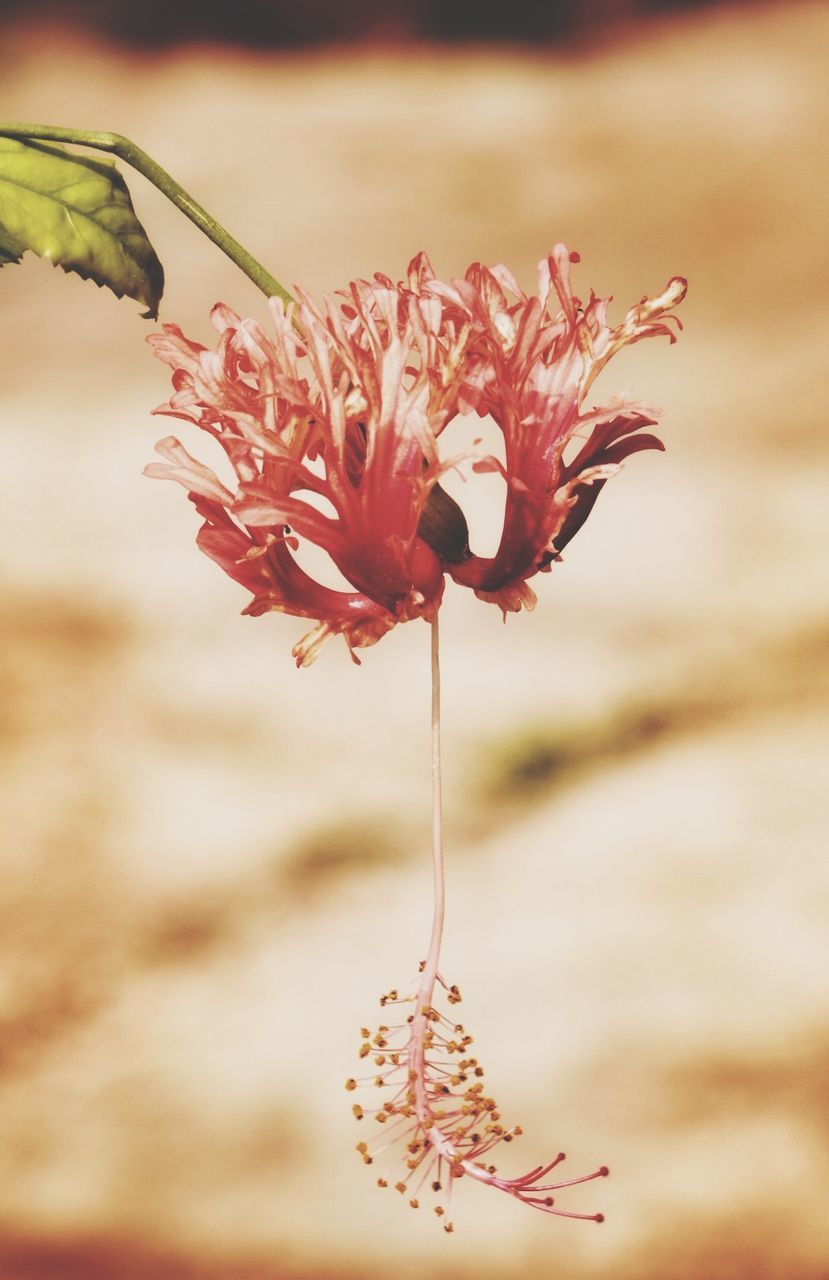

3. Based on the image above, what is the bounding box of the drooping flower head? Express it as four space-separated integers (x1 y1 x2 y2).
147 250 685 660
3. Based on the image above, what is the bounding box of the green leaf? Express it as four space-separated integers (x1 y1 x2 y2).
0 221 26 265
0 136 164 317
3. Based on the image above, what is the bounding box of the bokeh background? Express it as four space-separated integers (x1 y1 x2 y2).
1 1 828 1276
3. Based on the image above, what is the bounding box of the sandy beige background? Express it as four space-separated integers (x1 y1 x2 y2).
1 3 828 1276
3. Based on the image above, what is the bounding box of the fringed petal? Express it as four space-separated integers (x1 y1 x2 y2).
147 250 684 654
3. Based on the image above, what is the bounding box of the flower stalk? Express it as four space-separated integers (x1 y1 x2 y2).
0 122 293 305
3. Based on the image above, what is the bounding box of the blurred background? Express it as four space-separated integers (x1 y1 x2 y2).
1 1 828 1277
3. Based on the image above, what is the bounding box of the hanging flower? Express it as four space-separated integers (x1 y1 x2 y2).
147 250 685 660
144 246 685 1229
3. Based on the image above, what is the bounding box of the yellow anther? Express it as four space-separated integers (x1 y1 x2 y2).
377 1177 388 1188
352 1104 364 1120
395 1181 407 1194
360 1027 371 1039
409 1198 419 1209
359 1043 371 1058
344 1078 357 1091
434 1206 445 1217
374 1054 386 1066
355 1142 367 1153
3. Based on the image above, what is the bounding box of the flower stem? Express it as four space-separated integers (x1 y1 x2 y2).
408 615 446 1122
0 122 294 306
425 613 446 999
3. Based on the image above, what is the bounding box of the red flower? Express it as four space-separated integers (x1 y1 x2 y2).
147 250 685 660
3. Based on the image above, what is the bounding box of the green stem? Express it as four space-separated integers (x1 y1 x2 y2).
0 122 294 306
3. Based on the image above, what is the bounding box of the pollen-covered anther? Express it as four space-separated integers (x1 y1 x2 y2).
352 1104 364 1120
344 1078 357 1092
350 973 608 1225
